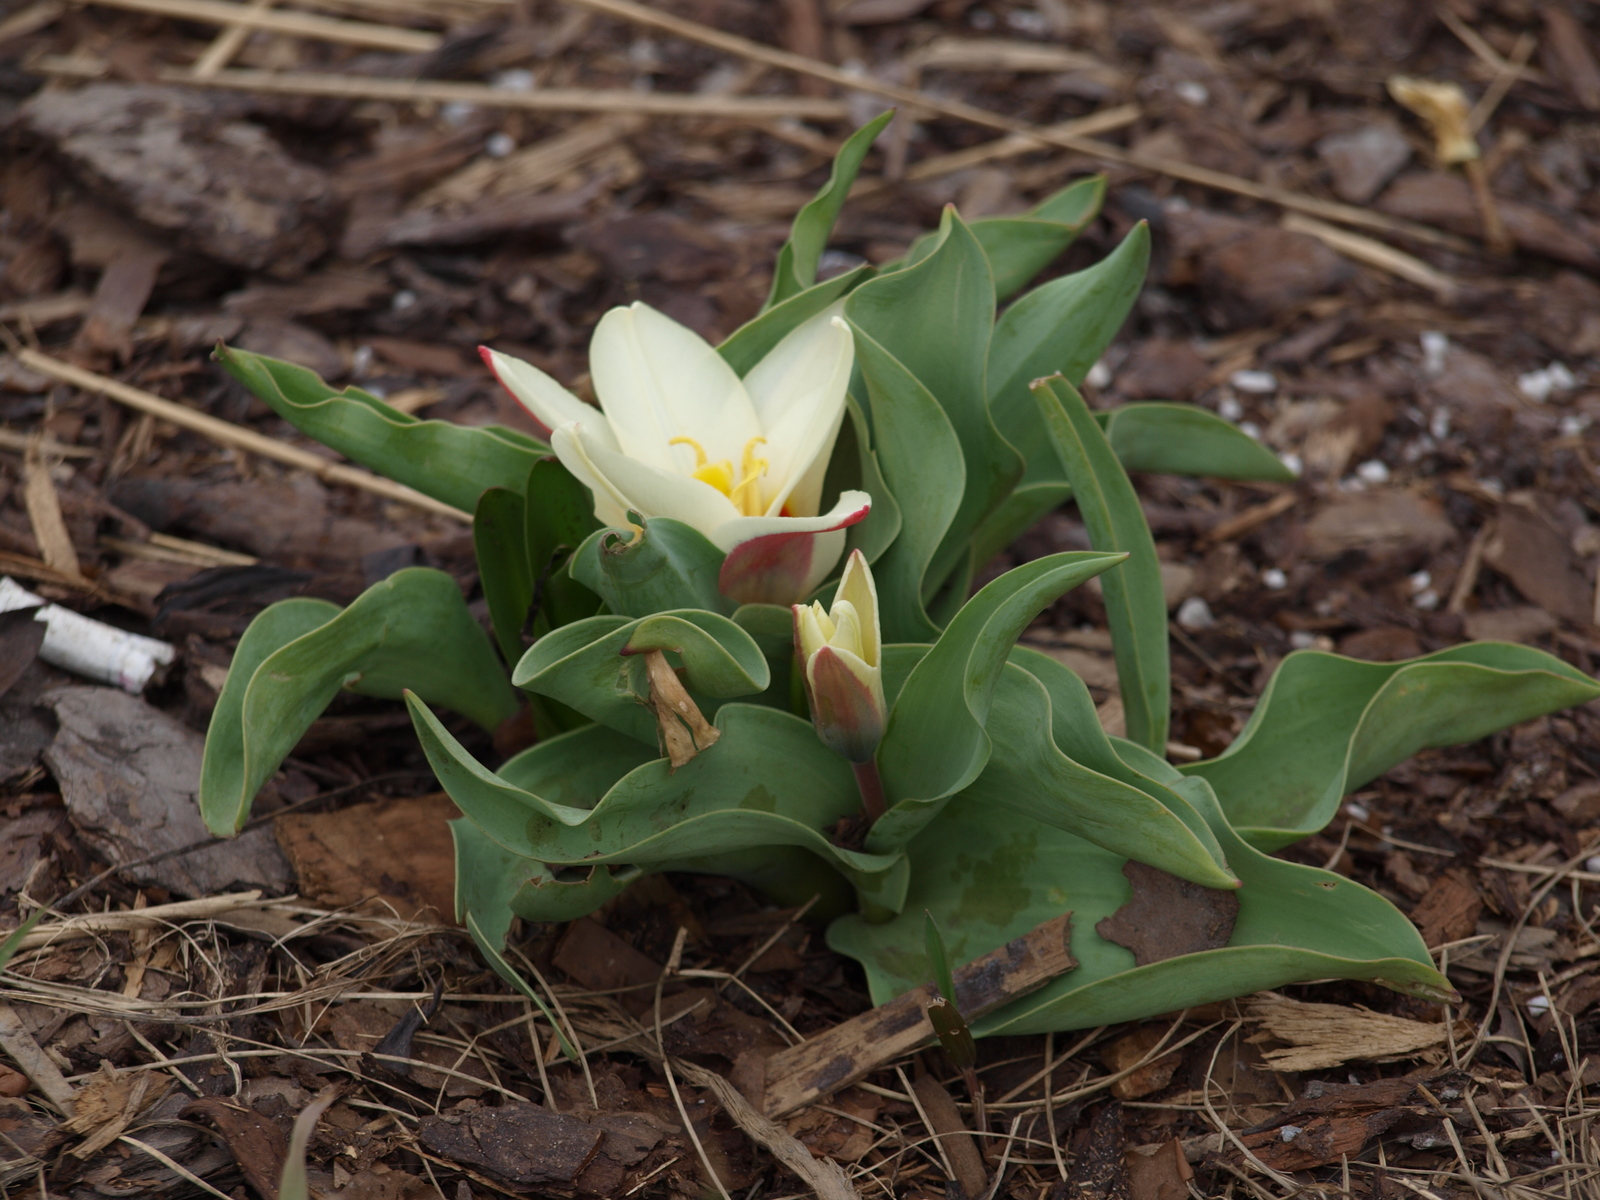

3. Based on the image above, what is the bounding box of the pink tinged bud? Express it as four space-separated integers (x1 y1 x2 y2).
792 549 886 762
805 646 886 762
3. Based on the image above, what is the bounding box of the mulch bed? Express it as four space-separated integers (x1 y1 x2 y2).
3 0 1600 1197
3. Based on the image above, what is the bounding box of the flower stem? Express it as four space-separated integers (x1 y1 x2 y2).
852 758 887 823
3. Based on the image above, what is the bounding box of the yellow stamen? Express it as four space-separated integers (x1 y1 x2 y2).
670 435 769 516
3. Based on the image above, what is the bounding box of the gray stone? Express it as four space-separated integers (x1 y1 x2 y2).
43 686 292 897
1317 120 1413 203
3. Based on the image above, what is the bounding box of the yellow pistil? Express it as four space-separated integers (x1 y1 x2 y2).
670 435 769 516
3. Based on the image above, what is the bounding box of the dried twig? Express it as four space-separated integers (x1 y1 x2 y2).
83 0 439 51
565 0 1471 251
16 349 468 522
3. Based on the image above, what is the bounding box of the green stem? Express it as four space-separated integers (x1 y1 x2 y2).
852 758 887 822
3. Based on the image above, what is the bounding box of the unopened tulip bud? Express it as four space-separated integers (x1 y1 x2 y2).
794 550 887 782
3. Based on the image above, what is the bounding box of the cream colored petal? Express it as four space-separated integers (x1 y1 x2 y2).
706 488 872 553
744 312 854 515
590 302 760 474
827 600 864 658
481 347 616 450
550 423 633 529
795 602 831 662
834 549 880 667
578 427 742 539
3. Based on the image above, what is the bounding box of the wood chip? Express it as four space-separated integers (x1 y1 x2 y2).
762 913 1075 1117
1245 994 1461 1072
22 437 81 578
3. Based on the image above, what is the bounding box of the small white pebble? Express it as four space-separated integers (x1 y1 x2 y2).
1338 476 1367 492
441 101 478 124
364 383 388 400
1239 421 1262 441
350 344 374 377
1356 459 1390 484
1345 800 1370 822
1408 570 1432 592
1085 359 1113 389
1420 331 1449 377
1585 855 1600 874
485 131 515 158
1560 414 1590 437
1429 407 1451 440
1217 393 1244 421
1518 362 1577 402
968 7 996 29
1526 995 1551 1016
1230 369 1277 394
1280 1125 1302 1142
1005 8 1048 34
1289 631 1317 650
1262 567 1288 590
1279 451 1303 477
1480 477 1505 497
1176 596 1215 630
391 289 417 312
1175 80 1210 105
492 68 536 92
1413 589 1440 611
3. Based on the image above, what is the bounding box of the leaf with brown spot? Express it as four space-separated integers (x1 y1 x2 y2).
1096 860 1239 966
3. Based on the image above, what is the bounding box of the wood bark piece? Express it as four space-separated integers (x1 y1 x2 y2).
42 686 293 897
762 914 1075 1117
21 83 335 277
910 1075 986 1200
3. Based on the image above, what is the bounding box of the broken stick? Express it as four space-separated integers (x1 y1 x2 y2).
762 913 1076 1117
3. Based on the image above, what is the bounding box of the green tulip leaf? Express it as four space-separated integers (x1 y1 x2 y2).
988 223 1149 491
200 569 520 836
215 345 544 515
870 551 1126 854
847 207 1022 601
475 486 534 665
900 177 1107 302
522 457 602 633
410 698 908 911
512 610 770 744
1185 643 1600 848
766 111 894 309
847 326 965 641
959 648 1237 887
1034 375 1169 754
723 268 872 376
1104 404 1296 482
569 516 728 618
830 773 1450 1036
834 394 903 571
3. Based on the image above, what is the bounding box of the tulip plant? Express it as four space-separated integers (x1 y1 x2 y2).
200 114 1599 1035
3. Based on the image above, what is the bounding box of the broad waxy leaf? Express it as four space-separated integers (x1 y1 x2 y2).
215 345 544 515
869 551 1127 854
200 570 520 836
722 268 871 376
830 770 1450 1037
1034 376 1170 754
1185 643 1600 848
847 326 965 642
523 457 603 634
846 208 1022 604
513 610 770 744
409 698 909 912
570 516 729 618
765 111 894 309
1104 404 1296 481
899 177 1107 301
959 653 1237 888
833 395 903 573
988 223 1150 491
475 486 534 665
